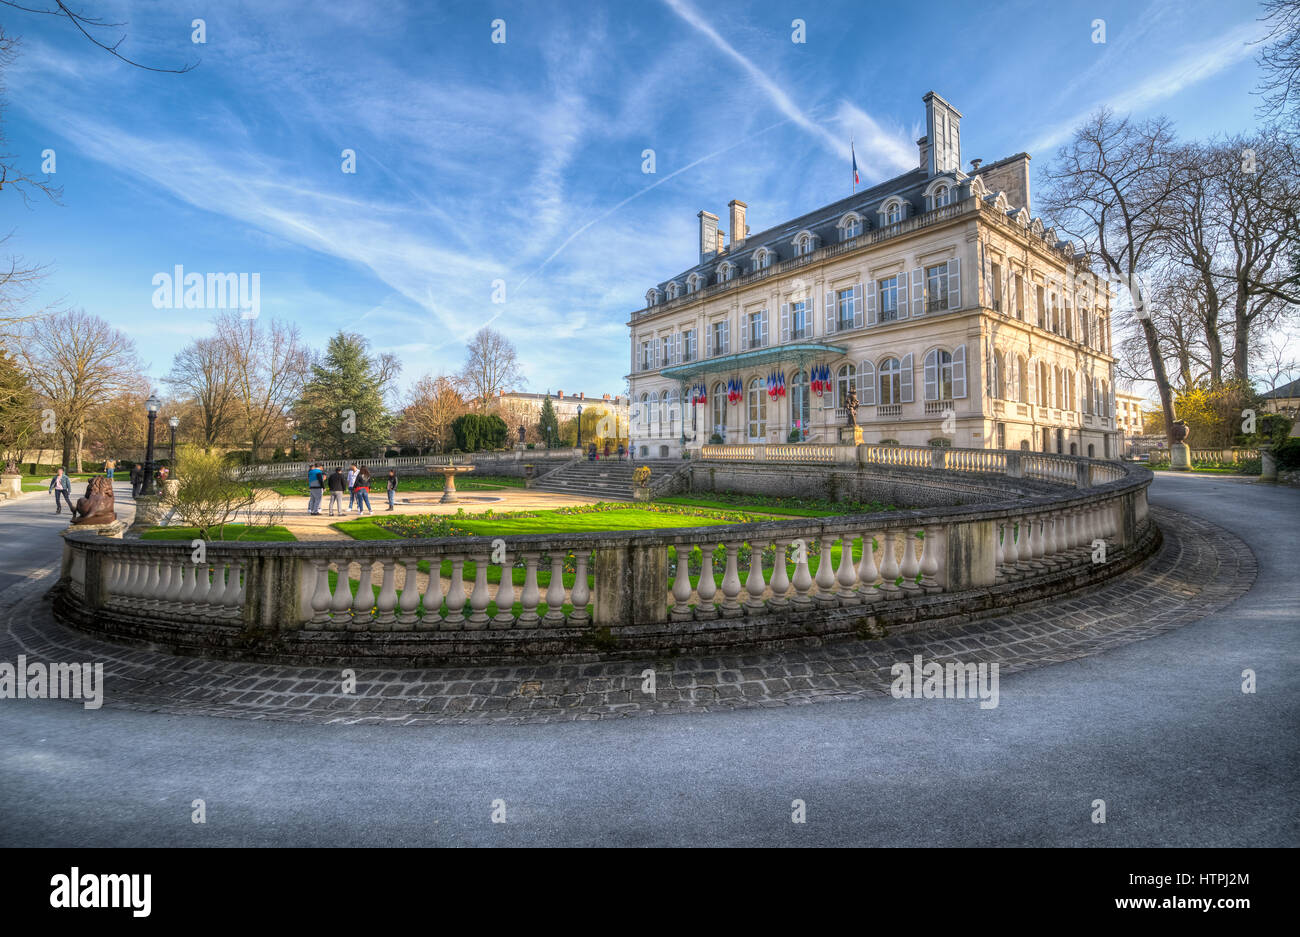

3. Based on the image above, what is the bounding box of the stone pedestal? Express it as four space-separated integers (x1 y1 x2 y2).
1 473 21 501
1169 442 1191 471
632 487 651 502
128 494 166 533
1260 444 1277 482
838 426 864 445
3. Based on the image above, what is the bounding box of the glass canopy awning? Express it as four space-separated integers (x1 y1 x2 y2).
660 342 848 381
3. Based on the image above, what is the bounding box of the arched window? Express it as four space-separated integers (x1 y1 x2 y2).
645 288 661 307
1055 366 1064 409
933 184 951 208
925 349 955 400
717 262 734 283
1017 355 1028 404
839 213 863 240
747 378 767 440
639 393 650 429
1087 443 1095 458
836 363 857 409
795 233 813 256
879 357 903 405
790 370 811 433
1038 361 1050 407
648 392 659 431
665 282 680 300
686 274 702 294
711 382 726 439
752 248 773 271
667 390 678 432
880 197 907 225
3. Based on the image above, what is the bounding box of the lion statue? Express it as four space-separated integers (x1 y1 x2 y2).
72 475 116 526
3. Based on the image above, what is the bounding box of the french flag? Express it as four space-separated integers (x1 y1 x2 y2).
851 141 859 187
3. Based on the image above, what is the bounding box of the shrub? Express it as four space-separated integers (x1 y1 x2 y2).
451 412 508 451
164 446 281 541
708 433 724 445
223 450 252 467
788 428 802 442
1276 438 1300 470
633 465 652 487
384 449 399 458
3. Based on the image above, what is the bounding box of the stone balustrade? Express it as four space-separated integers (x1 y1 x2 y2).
53 449 1157 664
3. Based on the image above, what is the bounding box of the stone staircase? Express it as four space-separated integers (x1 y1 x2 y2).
530 459 685 502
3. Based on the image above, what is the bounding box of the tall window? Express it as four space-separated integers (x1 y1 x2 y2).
790 300 809 339
990 262 1003 312
837 364 857 409
638 393 648 429
842 217 862 239
791 370 811 431
660 336 671 367
934 185 951 208
926 264 948 312
711 382 726 438
929 350 954 400
683 329 697 362
747 378 767 440
648 392 659 431
884 201 903 224
879 276 900 321
1036 285 1046 327
640 341 651 370
718 264 733 283
1014 274 1025 320
796 234 813 256
836 289 855 331
711 320 728 356
747 311 764 347
1017 356 1028 403
879 357 903 405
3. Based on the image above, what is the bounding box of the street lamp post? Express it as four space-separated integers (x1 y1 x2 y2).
142 393 160 496
292 433 299 460
577 404 584 449
168 416 179 464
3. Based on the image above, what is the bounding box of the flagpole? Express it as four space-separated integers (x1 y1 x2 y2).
851 136 857 195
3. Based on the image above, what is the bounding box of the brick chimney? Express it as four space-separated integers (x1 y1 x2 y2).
917 135 930 171
728 200 747 249
557 390 563 399
603 393 610 400
716 229 725 255
579 391 585 400
698 210 719 264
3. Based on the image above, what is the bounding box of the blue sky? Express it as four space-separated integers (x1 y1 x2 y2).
2 0 1273 400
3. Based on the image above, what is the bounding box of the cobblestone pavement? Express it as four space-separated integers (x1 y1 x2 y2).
0 506 1254 727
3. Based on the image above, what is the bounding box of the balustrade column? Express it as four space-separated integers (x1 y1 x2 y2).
719 542 743 618
878 530 902 597
349 559 375 631
468 554 492 629
310 559 332 626
857 532 881 600
744 540 768 613
767 540 791 608
899 529 922 593
920 525 942 593
670 541 694 621
442 556 467 628
569 553 590 623
372 558 398 628
695 544 718 619
814 535 837 607
543 554 567 624
492 552 515 628
836 534 860 602
517 552 541 625
421 555 444 629
396 558 420 630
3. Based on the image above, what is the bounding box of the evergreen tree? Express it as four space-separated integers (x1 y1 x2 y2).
537 396 560 448
0 349 38 463
293 332 396 458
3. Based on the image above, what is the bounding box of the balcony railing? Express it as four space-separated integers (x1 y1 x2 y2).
924 400 953 415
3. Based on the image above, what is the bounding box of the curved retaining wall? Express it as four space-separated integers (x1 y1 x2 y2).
51 447 1157 665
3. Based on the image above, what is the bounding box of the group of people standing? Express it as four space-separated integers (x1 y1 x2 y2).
305 463 399 516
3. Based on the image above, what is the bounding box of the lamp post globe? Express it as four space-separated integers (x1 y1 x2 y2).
168 415 179 464
142 393 160 497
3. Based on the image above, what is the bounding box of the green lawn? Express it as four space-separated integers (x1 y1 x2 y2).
659 492 897 517
263 473 525 497
140 524 298 542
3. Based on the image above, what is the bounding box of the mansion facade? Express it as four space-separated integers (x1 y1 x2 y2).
627 91 1121 461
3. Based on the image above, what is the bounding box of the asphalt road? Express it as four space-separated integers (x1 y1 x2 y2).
0 473 1295 846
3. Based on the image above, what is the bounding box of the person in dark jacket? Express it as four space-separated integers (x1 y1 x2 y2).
129 464 143 498
49 467 74 514
306 463 325 515
385 470 398 511
327 467 347 516
352 465 373 514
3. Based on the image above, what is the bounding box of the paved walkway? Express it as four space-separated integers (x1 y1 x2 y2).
0 474 1294 846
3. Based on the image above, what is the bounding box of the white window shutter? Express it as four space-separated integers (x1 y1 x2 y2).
901 352 914 403
853 283 864 328
739 317 748 351
953 344 967 399
982 247 993 308
911 268 924 316
1028 357 1038 405
723 321 730 354
860 361 876 405
705 326 713 357
898 275 909 319
781 303 790 343
924 350 938 401
866 281 877 325
824 291 835 334
675 332 682 364
761 309 769 347
947 257 960 309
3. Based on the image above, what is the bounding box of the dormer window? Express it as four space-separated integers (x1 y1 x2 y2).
933 185 951 208
665 281 681 300
752 248 773 271
645 288 662 307
880 197 907 226
717 262 735 283
838 212 863 240
686 273 703 294
791 230 817 256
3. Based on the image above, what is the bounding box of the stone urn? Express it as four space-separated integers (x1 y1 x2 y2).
1169 419 1191 471
1 459 21 501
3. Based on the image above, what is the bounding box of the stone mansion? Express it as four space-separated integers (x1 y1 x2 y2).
627 91 1120 460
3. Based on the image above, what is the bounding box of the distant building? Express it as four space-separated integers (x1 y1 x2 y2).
490 389 629 434
628 91 1120 460
1115 390 1147 454
1261 378 1300 422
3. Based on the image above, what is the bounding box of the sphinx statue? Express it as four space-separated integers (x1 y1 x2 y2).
72 476 117 526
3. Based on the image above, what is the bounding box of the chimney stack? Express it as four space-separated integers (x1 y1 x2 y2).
922 91 962 176
557 390 563 398
728 200 747 249
917 135 930 171
698 210 719 264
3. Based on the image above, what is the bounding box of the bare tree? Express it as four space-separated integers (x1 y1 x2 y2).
164 334 237 452
1255 0 1300 124
0 28 62 206
0 1 196 73
15 308 144 469
215 312 308 462
455 327 524 409
400 374 465 452
1040 110 1183 442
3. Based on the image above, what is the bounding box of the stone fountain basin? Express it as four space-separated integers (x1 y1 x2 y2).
426 463 477 503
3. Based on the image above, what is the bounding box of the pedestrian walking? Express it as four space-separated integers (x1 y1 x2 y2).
49 467 74 514
306 462 325 515
129 463 143 498
617 443 625 461
327 467 347 516
104 458 116 481
352 465 373 514
385 469 398 510
346 463 359 512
